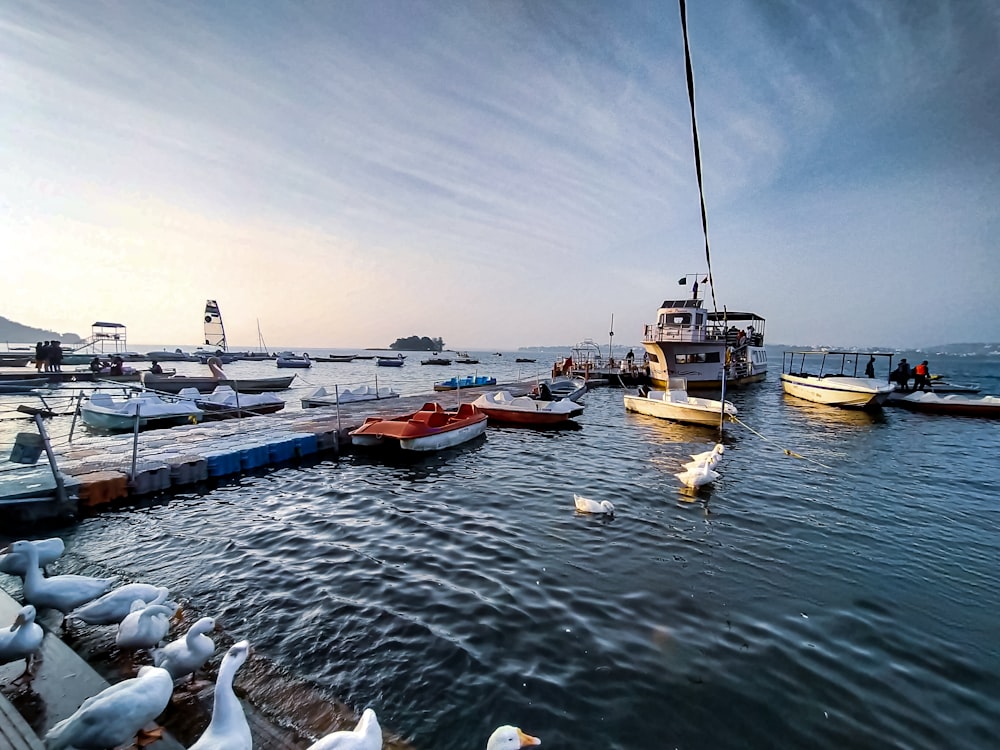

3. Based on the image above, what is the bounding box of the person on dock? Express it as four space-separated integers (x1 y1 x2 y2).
865 356 876 378
49 341 63 372
149 360 163 375
913 360 930 391
626 349 635 370
35 341 45 372
891 358 911 390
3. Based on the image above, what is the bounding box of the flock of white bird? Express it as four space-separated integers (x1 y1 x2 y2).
0 538 542 750
674 443 725 489
572 443 726 517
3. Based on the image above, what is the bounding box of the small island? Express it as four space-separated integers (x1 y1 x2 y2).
389 335 445 352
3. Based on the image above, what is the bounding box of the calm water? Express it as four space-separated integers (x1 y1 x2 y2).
2 349 999 749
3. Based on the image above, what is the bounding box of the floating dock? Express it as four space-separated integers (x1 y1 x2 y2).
13 384 533 515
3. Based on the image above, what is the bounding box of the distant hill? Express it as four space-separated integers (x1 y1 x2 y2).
0 316 82 345
389 335 445 352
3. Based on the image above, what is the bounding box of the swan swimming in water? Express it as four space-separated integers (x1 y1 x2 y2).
689 443 725 464
573 494 615 516
1 540 116 614
486 725 541 750
189 639 253 750
151 616 216 680
44 665 174 750
675 461 720 489
306 707 382 750
71 584 173 625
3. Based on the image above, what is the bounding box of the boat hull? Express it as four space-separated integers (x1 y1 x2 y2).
888 392 1000 418
141 374 295 394
376 358 404 367
471 391 583 425
780 374 894 408
623 390 735 427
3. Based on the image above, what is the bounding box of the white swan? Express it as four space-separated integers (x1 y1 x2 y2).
44 665 174 750
682 451 722 472
0 604 44 676
690 443 725 463
306 707 381 750
207 357 228 380
116 600 175 650
675 462 719 489
1 540 116 614
574 494 615 516
151 616 216 680
189 639 253 750
486 725 541 750
71 584 173 625
0 537 64 576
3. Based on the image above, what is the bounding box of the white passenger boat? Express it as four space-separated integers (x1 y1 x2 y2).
640 276 767 389
623 378 736 427
780 351 896 409
80 392 203 430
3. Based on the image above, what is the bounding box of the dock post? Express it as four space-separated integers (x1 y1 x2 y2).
335 385 341 434
130 401 141 479
68 392 84 442
34 413 66 505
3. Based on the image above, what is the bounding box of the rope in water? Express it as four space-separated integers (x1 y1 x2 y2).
731 416 833 470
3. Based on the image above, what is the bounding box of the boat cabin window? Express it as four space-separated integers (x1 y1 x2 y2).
660 312 692 327
674 352 720 365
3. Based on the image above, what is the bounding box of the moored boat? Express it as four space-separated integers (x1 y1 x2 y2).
623 378 736 428
312 354 357 362
780 351 896 409
376 355 405 367
421 356 452 366
886 391 1000 418
276 353 312 368
300 385 400 408
176 385 284 419
349 402 487 451
80 392 203 430
471 390 583 425
529 377 587 403
640 276 767 389
433 375 496 391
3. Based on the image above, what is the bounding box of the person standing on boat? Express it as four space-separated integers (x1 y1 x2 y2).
865 356 876 378
626 349 635 371
913 361 930 391
109 356 124 376
149 360 164 375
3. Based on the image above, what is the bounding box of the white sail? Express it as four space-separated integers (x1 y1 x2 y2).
203 300 227 351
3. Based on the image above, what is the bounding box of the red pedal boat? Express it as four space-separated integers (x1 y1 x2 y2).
349 402 487 451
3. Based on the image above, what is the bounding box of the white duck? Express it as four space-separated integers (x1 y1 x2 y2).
689 443 725 464
0 537 64 576
306 707 381 750
189 639 253 750
116 599 176 650
486 725 541 750
1 540 116 614
71 583 173 625
573 493 615 516
682 451 722 472
0 604 44 677
151 616 216 680
44 665 174 750
675 462 719 489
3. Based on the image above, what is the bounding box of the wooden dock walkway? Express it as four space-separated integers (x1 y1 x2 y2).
47 382 533 510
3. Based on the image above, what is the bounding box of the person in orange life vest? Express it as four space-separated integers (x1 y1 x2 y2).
913 360 930 391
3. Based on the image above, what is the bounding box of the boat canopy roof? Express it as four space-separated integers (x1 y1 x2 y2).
92 321 126 328
783 350 893 357
707 312 765 323
658 299 702 309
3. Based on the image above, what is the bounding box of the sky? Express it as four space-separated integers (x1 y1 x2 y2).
2 0 998 351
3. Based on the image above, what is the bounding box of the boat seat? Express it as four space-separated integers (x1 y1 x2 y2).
88 393 115 407
411 411 449 428
456 402 478 417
